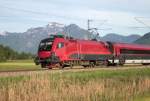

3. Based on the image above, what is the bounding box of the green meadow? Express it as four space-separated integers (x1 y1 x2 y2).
0 60 40 71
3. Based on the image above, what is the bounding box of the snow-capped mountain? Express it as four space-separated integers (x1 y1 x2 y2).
0 23 91 54
0 23 141 54
0 31 8 36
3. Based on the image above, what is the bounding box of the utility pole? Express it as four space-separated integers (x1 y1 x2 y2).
87 19 93 31
87 19 111 40
87 19 93 39
87 19 101 40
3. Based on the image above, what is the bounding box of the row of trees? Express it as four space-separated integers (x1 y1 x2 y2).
0 44 33 62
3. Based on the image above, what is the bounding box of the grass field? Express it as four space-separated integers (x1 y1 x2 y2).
0 64 150 101
0 60 41 71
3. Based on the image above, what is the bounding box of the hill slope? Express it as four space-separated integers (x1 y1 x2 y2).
101 33 140 43
134 32 150 45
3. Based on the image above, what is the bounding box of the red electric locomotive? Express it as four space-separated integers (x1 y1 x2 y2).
34 34 150 69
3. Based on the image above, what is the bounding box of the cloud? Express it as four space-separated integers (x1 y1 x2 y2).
0 0 150 35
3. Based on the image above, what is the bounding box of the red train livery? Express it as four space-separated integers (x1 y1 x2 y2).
34 35 150 68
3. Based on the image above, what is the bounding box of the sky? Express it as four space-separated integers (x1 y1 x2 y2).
0 0 150 36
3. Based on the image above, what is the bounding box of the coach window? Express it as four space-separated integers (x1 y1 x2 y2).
57 42 64 49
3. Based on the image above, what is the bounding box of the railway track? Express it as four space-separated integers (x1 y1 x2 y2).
0 64 149 75
0 68 49 73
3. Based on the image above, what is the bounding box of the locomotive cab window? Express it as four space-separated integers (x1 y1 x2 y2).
39 41 52 51
57 42 64 49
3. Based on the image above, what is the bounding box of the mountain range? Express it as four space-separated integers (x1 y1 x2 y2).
0 22 149 54
134 32 150 45
0 23 91 54
101 33 141 43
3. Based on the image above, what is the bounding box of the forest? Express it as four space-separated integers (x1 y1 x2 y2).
0 44 33 62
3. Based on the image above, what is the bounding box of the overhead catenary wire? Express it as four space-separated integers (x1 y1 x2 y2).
1 4 150 34
134 17 150 29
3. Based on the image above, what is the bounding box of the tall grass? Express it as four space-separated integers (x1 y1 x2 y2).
0 68 150 101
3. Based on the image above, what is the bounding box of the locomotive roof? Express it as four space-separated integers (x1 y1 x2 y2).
69 39 107 46
41 38 51 42
41 35 65 42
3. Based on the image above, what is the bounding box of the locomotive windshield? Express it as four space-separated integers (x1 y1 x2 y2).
38 38 53 51
38 35 64 51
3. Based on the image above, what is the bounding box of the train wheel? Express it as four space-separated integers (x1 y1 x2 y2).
119 58 125 66
70 64 73 69
59 63 65 69
142 63 150 65
48 67 52 69
112 63 117 66
88 61 95 68
82 65 88 68
103 60 109 67
41 63 46 68
91 62 95 68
